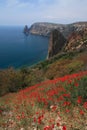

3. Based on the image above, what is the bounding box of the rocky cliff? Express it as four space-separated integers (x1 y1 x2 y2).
47 29 66 58
64 28 87 52
28 22 87 38
47 23 87 58
23 25 29 35
25 22 87 58
28 22 65 37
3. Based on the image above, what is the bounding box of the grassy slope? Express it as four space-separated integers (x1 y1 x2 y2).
0 48 87 97
0 48 87 129
0 71 87 130
24 48 87 85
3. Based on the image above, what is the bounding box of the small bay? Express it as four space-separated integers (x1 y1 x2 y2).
0 26 49 69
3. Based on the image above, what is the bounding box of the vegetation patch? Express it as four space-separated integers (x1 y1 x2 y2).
0 71 87 130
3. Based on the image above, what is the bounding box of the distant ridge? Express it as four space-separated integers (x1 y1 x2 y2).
28 21 87 38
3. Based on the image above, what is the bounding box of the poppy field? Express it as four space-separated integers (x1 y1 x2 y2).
0 71 87 130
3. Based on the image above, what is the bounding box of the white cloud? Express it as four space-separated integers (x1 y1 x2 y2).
0 0 87 25
6 0 19 7
5 0 33 8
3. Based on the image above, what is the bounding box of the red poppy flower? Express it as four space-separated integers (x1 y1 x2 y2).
83 102 87 109
80 110 84 115
62 125 67 130
77 96 82 104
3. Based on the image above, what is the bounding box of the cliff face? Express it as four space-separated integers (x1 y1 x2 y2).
47 25 87 59
47 29 66 58
25 22 87 59
64 28 87 52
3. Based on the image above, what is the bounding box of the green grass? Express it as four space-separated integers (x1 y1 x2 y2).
0 48 87 97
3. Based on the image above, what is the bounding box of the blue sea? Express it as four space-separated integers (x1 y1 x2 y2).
0 26 49 69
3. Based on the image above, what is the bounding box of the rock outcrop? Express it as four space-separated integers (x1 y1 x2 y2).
47 25 87 59
23 25 29 35
23 22 87 59
28 22 64 37
47 29 66 58
28 22 87 38
64 28 87 52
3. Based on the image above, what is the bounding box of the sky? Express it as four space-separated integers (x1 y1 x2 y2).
0 0 87 26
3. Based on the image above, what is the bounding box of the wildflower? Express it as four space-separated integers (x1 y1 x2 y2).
51 105 57 111
63 93 71 98
65 109 70 113
34 117 36 122
44 126 51 130
16 115 21 120
57 111 60 115
62 125 67 130
38 115 44 124
68 79 72 84
36 112 39 115
74 83 79 87
79 110 84 115
77 96 82 104
38 117 42 124
83 102 87 110
0 110 2 114
63 101 71 107
57 122 60 126
51 124 54 128
21 112 25 119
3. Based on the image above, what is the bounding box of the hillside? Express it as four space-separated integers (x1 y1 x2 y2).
0 21 87 96
0 71 87 130
64 28 87 52
0 21 87 130
0 47 87 97
47 29 66 58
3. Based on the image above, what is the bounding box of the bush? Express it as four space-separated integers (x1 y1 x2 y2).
0 68 23 96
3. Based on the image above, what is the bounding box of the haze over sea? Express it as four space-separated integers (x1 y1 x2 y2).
0 26 49 69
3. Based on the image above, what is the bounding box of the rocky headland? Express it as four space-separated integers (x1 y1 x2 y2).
27 22 87 37
24 22 87 58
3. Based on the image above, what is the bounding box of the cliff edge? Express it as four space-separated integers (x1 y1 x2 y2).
24 22 87 59
47 29 66 58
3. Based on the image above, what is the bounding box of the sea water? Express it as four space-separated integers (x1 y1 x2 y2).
0 26 49 69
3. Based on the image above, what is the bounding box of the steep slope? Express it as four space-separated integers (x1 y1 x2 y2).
0 48 87 96
47 23 87 58
64 28 87 52
0 71 87 130
47 29 66 58
27 21 87 59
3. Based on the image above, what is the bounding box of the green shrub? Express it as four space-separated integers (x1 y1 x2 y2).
63 75 87 104
66 60 84 73
0 68 23 96
78 76 87 100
